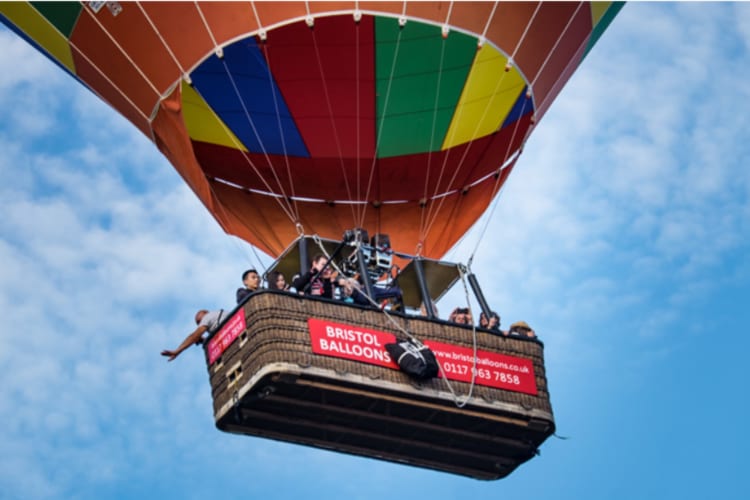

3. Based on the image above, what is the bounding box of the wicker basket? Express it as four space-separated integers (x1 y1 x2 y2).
204 291 555 480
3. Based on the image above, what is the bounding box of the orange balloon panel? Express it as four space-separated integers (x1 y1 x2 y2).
207 161 516 259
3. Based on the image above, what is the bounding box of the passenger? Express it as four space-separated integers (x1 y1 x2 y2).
266 270 289 291
448 307 460 323
292 254 335 298
508 321 536 339
236 268 260 304
161 309 226 361
449 307 472 325
479 311 502 333
339 277 370 306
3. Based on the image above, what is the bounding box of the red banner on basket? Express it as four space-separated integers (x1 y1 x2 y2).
308 318 537 395
424 340 537 395
207 309 246 365
308 318 398 369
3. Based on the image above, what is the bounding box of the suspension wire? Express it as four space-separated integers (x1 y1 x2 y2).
204 184 273 273
529 1 585 92
420 75 516 242
235 6 299 223
509 1 544 67
191 2 300 226
534 3 600 118
194 1 220 50
77 3 270 275
258 41 302 223
442 1 455 34
463 169 511 268
250 2 267 41
420 2 543 244
359 15 406 230
83 3 162 98
202 61 299 223
418 20 451 249
308 21 359 227
136 2 191 82
462 2 585 265
450 263 480 407
310 235 479 408
249 240 269 274
479 1 499 44
192 2 309 269
46 29 150 125
355 11 363 223
465 109 529 266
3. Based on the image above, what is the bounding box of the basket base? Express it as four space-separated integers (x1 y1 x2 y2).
217 365 551 480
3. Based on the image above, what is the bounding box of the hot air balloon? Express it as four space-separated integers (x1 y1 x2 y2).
0 1 623 479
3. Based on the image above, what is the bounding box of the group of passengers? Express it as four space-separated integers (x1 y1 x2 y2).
233 254 370 306
448 306 536 339
162 255 533 361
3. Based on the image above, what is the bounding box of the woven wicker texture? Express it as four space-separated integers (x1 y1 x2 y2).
206 292 552 419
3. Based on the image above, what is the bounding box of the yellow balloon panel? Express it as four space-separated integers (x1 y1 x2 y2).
591 2 614 27
442 44 526 150
0 2 75 74
180 81 247 152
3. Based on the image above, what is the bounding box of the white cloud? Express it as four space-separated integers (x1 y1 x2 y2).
0 30 271 497
440 4 750 387
1 3 749 497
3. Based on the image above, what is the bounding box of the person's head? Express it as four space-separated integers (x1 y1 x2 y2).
195 309 209 325
267 270 286 290
510 321 535 338
242 269 260 290
450 307 470 325
311 254 327 272
448 307 458 322
480 311 500 329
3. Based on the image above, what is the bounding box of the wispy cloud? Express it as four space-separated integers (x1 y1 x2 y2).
1 3 749 498
454 3 750 347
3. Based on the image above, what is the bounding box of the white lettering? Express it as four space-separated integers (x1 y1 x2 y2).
318 336 392 363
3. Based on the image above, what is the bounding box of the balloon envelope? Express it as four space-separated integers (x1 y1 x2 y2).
0 1 623 258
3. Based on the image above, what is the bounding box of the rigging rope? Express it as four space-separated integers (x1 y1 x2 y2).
359 14 405 230
137 3 190 83
418 17 451 250
58 7 151 123
529 1 585 91
460 2 583 266
422 1 587 268
194 1 220 53
192 3 300 225
308 22 360 226
310 235 480 408
419 3 544 246
201 1 305 231
84 4 162 98
259 41 302 223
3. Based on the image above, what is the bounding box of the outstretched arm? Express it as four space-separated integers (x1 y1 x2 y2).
161 325 208 362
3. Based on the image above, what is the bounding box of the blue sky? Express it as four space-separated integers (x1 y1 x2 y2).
1 2 748 499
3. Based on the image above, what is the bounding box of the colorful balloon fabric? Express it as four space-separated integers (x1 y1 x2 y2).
0 2 623 258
